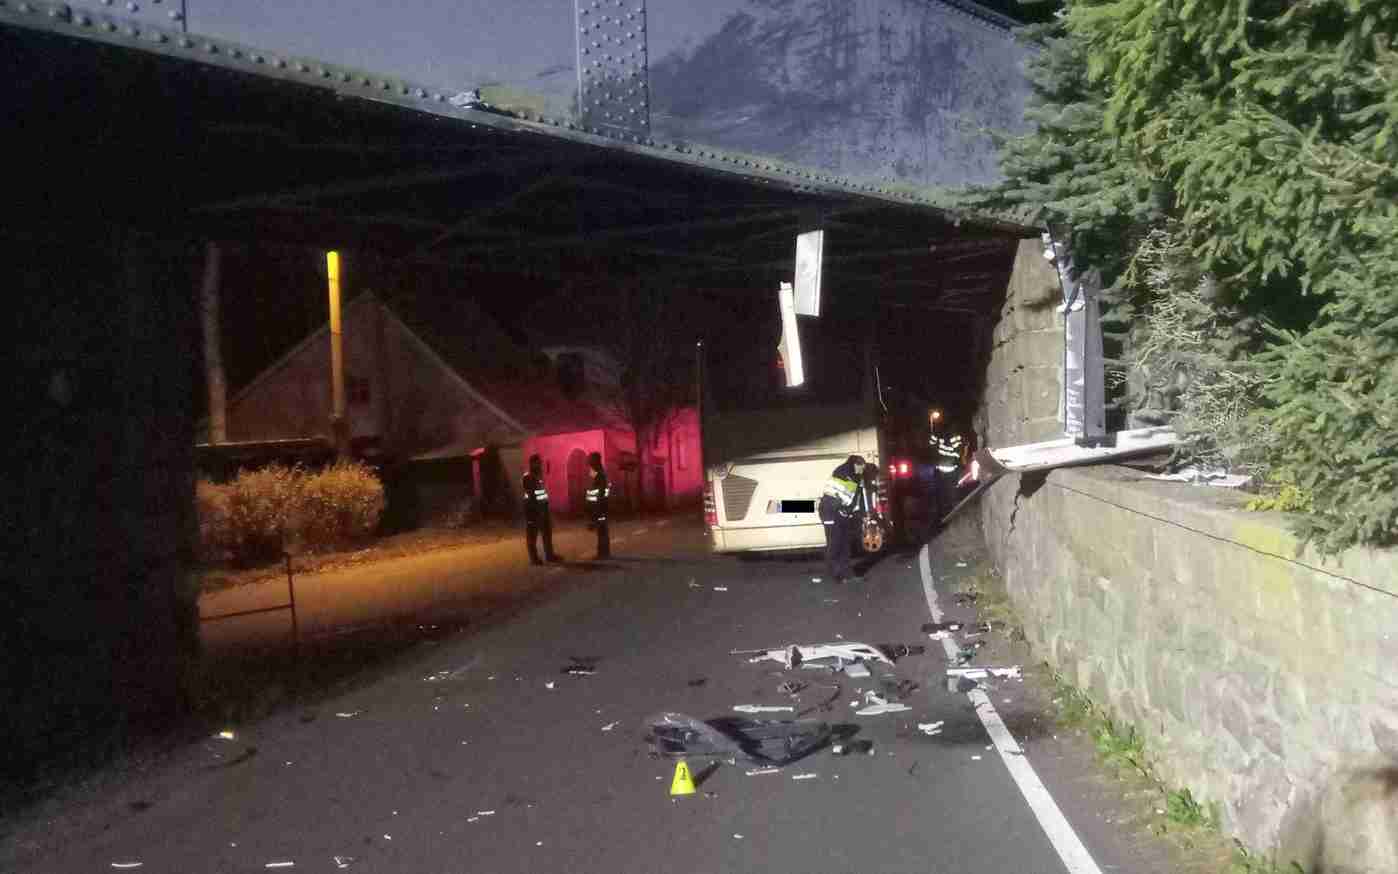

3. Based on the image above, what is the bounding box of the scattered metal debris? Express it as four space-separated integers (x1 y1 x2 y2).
918 721 945 736
735 642 894 671
110 864 143 870
956 561 968 567
791 773 818 780
745 767 780 776
335 711 362 719
332 857 353 869
947 666 1022 680
922 621 991 635
811 577 822 583
842 662 870 678
734 705 794 714
545 681 555 690
712 586 729 592
601 721 620 731
476 810 496 816
265 863 295 869
777 681 806 696
855 692 912 716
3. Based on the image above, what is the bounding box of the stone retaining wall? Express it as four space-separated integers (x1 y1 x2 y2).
978 464 1398 873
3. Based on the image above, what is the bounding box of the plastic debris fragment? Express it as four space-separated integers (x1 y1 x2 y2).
854 692 911 716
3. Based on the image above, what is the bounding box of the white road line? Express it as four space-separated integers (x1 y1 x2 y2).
919 545 1103 874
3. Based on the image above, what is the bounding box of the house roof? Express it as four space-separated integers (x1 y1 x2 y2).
469 376 624 438
227 291 618 441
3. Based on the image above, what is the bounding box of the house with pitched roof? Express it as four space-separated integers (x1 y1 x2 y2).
216 294 700 522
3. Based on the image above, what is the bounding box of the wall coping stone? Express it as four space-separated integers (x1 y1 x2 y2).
1047 465 1398 596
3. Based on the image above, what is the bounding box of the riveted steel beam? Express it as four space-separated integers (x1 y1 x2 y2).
0 1 1034 233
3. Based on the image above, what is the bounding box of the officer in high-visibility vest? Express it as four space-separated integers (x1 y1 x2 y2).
522 454 561 565
584 451 611 559
931 431 964 525
818 454 866 583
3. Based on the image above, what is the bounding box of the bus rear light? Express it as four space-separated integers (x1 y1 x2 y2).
703 481 718 528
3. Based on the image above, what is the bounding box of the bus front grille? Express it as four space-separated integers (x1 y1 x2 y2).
721 475 759 521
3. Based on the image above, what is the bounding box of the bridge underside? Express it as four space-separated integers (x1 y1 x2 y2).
5 21 1026 324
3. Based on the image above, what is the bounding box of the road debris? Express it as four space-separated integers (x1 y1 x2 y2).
423 658 479 682
777 680 806 696
735 642 894 671
745 767 780 776
734 705 795 714
110 864 143 870
688 677 708 687
922 621 991 635
332 857 354 869
215 730 236 741
947 666 1022 680
265 863 295 869
877 644 927 661
734 834 744 840
842 662 870 678
831 740 874 756
335 711 362 719
972 755 983 760
918 721 945 736
646 712 830 765
712 586 729 592
854 692 912 716
811 577 822 583
601 721 620 731
791 773 818 780
956 561 968 567
476 809 496 816
688 579 700 588
545 681 555 689
562 656 600 676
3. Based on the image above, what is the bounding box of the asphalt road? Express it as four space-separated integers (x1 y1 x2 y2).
3 515 1200 874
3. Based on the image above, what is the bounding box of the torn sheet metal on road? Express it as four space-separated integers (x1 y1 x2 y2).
645 712 830 766
735 642 894 671
854 692 912 716
734 705 795 714
947 666 1022 680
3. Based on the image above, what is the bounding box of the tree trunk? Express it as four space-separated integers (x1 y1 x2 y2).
199 241 226 444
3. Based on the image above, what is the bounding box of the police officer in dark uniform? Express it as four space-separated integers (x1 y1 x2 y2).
818 454 866 583
584 451 610 559
522 454 560 565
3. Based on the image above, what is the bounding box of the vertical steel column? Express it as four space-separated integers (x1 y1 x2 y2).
574 0 650 141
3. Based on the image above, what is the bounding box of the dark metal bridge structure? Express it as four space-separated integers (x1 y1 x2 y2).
1 0 1037 774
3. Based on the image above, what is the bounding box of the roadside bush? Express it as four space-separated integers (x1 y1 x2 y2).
295 461 385 551
224 464 302 564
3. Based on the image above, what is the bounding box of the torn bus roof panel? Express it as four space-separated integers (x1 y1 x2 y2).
645 712 831 766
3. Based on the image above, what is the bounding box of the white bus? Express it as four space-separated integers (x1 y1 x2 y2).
699 324 891 554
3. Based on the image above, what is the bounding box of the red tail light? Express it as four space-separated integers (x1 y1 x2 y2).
897 461 910 476
703 480 718 528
